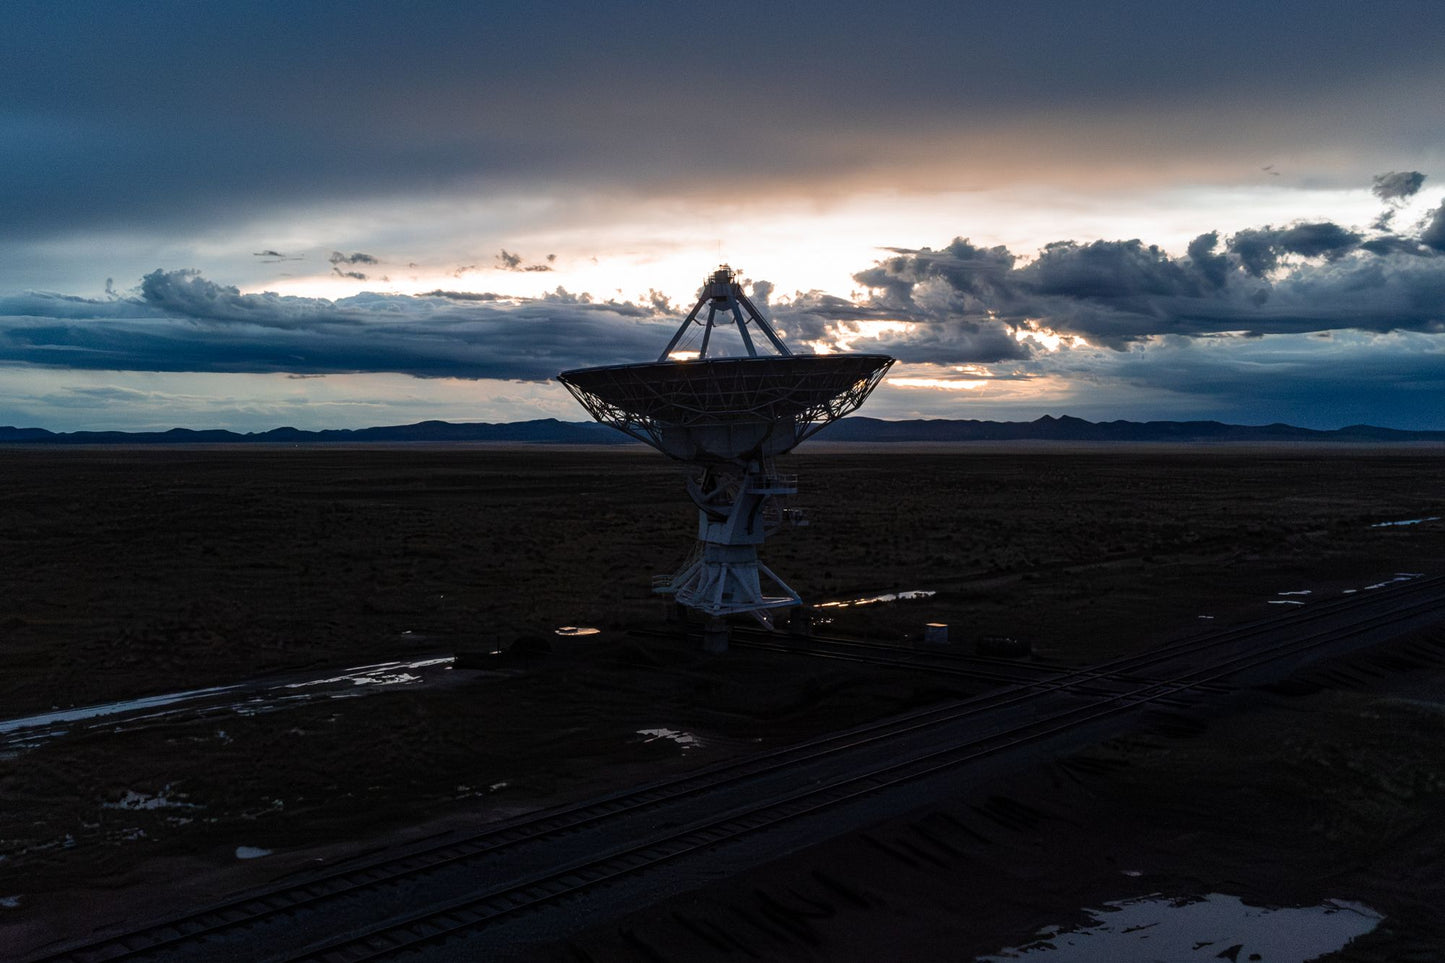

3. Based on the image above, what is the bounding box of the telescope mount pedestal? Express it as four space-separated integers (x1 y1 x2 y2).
655 460 803 652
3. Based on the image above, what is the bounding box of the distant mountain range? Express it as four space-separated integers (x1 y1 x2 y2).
0 418 628 445
817 415 1445 443
3 415 1444 445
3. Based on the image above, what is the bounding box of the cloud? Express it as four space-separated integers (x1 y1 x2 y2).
54 384 158 406
328 251 379 266
8 2 1445 257
140 269 356 328
327 250 379 280
1371 172 1428 229
1372 170 1426 201
421 289 506 302
865 326 1445 430
496 249 553 272
1357 235 1431 256
0 270 675 381
1226 223 1361 276
1422 204 1445 251
848 212 1445 349
828 193 1445 428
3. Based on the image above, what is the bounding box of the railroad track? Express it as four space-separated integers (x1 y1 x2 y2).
724 628 1231 699
36 575 1445 962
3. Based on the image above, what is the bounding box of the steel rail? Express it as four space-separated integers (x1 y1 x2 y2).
724 630 1231 699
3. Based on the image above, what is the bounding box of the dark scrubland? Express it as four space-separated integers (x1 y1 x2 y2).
1 443 1443 958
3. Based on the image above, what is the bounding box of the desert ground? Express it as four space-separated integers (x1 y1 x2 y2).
2 443 1444 959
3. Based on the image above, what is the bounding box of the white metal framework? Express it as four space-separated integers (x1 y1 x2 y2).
656 265 792 361
557 266 894 636
658 465 802 623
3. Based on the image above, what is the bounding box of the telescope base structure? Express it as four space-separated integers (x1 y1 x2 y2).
654 463 803 650
667 545 802 618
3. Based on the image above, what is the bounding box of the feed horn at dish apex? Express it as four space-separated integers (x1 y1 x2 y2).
558 265 894 651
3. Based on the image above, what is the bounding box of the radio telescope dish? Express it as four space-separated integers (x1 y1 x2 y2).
558 266 893 650
559 353 891 463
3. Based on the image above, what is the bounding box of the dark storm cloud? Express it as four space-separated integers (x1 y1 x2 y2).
1357 235 1431 257
1186 231 1231 286
854 241 1019 304
759 266 1028 366
1371 171 1429 229
420 290 506 302
748 280 773 308
1422 204 1445 251
1226 223 1362 276
838 317 1030 366
328 252 379 266
1372 171 1426 201
140 269 353 329
851 217 1445 349
7 2 1445 240
327 251 378 280
0 270 672 380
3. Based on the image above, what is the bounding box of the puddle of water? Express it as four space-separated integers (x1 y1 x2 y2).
637 727 701 751
555 626 602 636
815 589 936 609
101 788 198 812
0 656 456 753
0 684 243 736
0 895 21 909
288 671 421 688
1371 515 1440 528
980 893 1381 962
1363 572 1424 590
283 657 451 690
235 846 272 860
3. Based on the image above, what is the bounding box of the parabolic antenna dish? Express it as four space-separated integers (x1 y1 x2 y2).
558 353 893 462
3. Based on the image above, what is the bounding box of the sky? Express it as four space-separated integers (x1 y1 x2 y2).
3 0 1445 432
